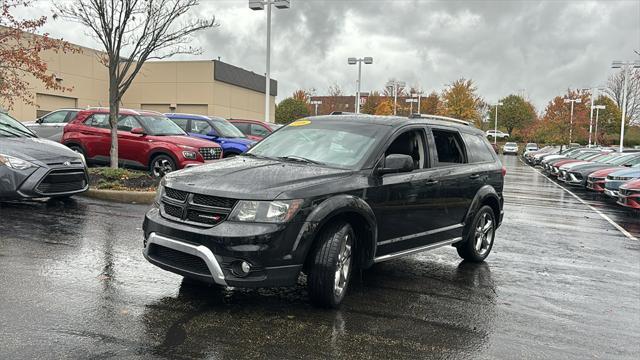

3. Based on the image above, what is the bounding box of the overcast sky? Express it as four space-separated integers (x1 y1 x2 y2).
22 0 640 112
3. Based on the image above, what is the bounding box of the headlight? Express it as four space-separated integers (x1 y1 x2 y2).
154 181 165 206
0 153 37 170
229 199 303 223
182 151 197 160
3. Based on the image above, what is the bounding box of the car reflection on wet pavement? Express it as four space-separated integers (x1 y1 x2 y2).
0 155 638 359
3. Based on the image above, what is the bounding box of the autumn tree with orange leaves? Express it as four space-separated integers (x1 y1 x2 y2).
0 0 77 110
536 90 590 145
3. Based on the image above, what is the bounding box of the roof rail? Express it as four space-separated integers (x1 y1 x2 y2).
408 113 473 126
330 111 356 115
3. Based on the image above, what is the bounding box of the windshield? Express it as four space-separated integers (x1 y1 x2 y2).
211 118 246 138
246 120 385 169
0 113 36 138
137 115 186 136
610 154 639 165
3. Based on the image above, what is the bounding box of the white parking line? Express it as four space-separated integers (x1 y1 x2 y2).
519 159 638 241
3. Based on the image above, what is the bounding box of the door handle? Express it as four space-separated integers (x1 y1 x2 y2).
469 174 481 179
424 179 439 185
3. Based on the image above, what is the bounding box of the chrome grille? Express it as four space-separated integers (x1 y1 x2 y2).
199 147 222 160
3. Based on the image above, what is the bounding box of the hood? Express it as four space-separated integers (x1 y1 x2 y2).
572 163 619 174
608 167 640 178
561 161 591 170
0 137 82 165
620 179 640 190
150 135 220 149
590 167 624 178
217 137 256 147
163 156 352 200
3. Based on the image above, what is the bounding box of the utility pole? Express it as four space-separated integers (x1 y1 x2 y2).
348 57 373 114
564 98 581 145
493 102 503 145
611 60 640 152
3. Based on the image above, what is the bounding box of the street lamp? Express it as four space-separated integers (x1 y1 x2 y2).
493 102 503 145
611 60 640 152
348 57 373 114
250 0 291 124
593 105 606 146
405 98 418 114
564 98 582 145
386 80 406 115
310 100 322 116
581 86 606 147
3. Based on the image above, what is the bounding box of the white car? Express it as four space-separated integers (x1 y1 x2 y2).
486 130 509 139
23 108 79 143
525 143 539 152
502 142 519 155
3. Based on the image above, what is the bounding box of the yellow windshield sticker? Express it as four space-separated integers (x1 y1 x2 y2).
290 120 311 127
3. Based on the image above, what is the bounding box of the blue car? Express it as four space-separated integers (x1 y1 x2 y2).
165 113 256 157
604 164 640 198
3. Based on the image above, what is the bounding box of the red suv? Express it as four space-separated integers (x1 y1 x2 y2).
62 108 222 176
227 119 282 141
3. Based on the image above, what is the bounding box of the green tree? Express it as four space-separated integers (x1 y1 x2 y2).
275 98 309 124
439 78 481 122
497 94 537 135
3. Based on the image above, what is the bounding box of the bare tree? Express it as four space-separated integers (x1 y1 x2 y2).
55 0 217 168
605 68 640 125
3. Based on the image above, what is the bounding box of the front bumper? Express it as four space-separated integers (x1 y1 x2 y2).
143 207 305 288
0 165 88 200
617 192 640 209
604 189 619 198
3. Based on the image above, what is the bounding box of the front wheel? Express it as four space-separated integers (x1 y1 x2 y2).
150 154 176 177
457 205 496 262
307 222 354 308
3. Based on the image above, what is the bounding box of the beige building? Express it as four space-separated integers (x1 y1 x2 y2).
6 41 277 122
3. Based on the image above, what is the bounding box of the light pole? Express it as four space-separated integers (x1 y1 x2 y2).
412 92 422 114
612 60 640 152
310 100 322 116
582 86 605 147
250 0 291 123
386 80 406 115
405 98 418 114
348 57 373 114
493 102 503 145
593 105 605 146
564 98 582 145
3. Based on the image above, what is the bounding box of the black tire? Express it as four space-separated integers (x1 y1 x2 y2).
150 154 176 177
457 205 496 262
307 222 355 308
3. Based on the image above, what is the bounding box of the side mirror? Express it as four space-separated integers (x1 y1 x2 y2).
35 117 43 124
378 154 414 175
131 127 146 135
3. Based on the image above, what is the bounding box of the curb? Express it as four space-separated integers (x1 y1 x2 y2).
81 189 155 205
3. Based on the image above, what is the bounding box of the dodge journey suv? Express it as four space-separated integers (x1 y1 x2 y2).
143 115 505 307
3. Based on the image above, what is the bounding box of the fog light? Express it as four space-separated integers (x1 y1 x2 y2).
231 260 252 277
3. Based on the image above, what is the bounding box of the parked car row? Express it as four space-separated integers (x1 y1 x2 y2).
524 146 640 210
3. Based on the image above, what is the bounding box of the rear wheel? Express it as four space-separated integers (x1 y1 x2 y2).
307 222 354 308
457 205 496 262
150 154 176 177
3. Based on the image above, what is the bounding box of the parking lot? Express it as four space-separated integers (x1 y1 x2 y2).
0 155 638 359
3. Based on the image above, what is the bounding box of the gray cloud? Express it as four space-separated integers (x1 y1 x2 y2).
21 0 640 111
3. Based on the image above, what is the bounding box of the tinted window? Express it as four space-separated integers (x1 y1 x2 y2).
210 118 245 138
232 122 250 134
65 111 78 122
251 124 270 137
137 115 186 136
385 129 427 169
192 119 213 135
171 118 189 131
432 129 466 165
85 114 110 128
117 115 141 132
462 133 495 163
41 111 68 124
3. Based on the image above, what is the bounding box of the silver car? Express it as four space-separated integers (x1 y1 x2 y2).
24 109 79 143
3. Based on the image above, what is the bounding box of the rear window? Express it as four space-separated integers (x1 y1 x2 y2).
432 129 467 165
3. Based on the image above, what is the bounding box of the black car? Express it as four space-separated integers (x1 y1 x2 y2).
143 115 505 307
0 111 88 200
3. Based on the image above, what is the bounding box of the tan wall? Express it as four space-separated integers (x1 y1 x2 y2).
4 38 275 122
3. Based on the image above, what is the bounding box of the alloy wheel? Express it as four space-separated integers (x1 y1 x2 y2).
334 233 352 297
474 212 494 256
152 159 174 177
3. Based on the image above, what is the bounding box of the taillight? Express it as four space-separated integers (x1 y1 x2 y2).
501 166 507 177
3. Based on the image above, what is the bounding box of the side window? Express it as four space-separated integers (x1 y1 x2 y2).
116 115 140 132
84 114 110 129
192 119 213 135
384 129 427 170
42 111 68 124
233 122 250 134
251 124 270 137
64 111 78 123
432 129 467 166
171 118 189 132
462 133 495 163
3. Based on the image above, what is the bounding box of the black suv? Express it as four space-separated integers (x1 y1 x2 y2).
143 115 505 307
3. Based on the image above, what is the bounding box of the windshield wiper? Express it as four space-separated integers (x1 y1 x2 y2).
277 155 325 165
0 123 35 138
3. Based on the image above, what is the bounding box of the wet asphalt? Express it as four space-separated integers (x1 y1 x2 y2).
0 155 639 359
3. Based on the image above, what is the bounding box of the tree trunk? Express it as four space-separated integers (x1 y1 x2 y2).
109 64 119 169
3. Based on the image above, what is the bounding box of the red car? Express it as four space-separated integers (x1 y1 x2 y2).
62 108 222 176
227 119 282 141
586 167 624 192
617 179 640 209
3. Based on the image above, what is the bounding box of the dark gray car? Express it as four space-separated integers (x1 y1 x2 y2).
0 111 88 200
